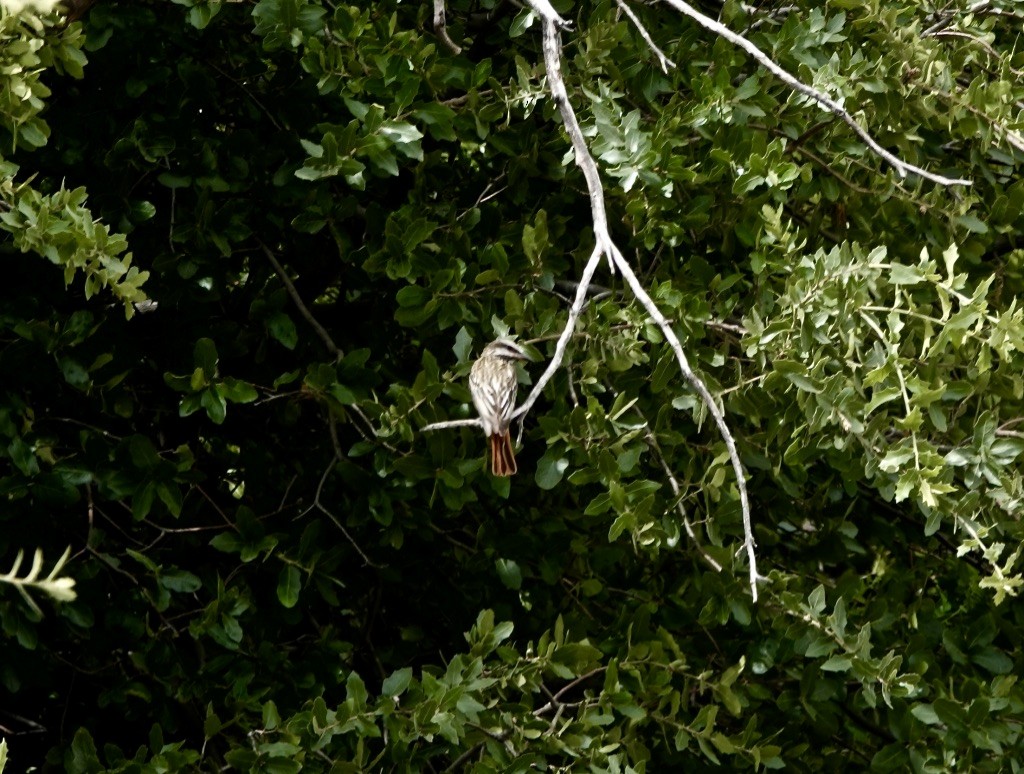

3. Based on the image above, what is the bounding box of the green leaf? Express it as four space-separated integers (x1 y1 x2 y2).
870 743 907 771
953 213 988 234
396 285 429 308
807 584 826 615
157 173 192 189
197 388 226 424
910 703 940 725
132 482 156 520
160 570 201 593
267 312 298 350
277 565 301 608
129 435 161 470
820 655 852 672
157 482 183 517
509 8 535 37
453 326 473 363
220 378 259 404
8 437 39 476
888 263 927 285
66 728 101 773
208 532 240 553
522 210 548 262
495 558 522 590
204 705 222 739
194 337 219 377
382 667 413 697
535 450 568 490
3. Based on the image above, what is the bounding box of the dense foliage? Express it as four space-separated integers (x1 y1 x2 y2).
2 0 1024 770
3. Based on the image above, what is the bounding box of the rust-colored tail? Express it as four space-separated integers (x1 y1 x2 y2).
489 432 517 476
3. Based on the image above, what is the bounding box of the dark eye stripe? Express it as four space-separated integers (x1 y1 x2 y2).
491 342 528 360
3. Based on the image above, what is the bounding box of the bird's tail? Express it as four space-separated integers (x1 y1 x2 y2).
489 432 517 476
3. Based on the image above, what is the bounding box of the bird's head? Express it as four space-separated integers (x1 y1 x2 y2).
481 338 532 362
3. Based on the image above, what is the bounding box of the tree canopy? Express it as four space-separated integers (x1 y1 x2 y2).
2 0 1024 770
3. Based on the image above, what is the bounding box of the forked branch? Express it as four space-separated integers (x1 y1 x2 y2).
515 12 762 599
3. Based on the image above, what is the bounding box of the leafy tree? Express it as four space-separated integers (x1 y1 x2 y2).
1 0 1023 770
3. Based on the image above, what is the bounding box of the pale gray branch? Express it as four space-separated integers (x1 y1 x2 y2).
521 15 761 600
925 29 1024 78
512 245 604 421
661 0 972 187
421 417 484 432
615 0 675 73
433 0 462 54
523 0 573 30
536 21 617 273
611 244 761 599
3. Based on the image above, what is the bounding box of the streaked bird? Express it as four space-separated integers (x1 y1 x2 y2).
469 338 530 476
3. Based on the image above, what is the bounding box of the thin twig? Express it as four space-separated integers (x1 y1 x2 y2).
927 29 1024 77
919 0 1020 37
512 246 604 421
554 278 619 299
532 666 606 716
166 159 176 251
203 57 284 131
614 0 675 73
927 87 1024 154
743 4 797 32
259 242 341 357
660 0 971 187
644 425 724 572
259 241 388 444
40 416 123 440
443 742 486 772
705 319 748 336
421 417 484 432
305 460 378 568
432 0 463 54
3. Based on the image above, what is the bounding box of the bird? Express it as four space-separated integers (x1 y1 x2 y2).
469 338 531 476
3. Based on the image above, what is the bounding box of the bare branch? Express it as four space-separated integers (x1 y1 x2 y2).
421 417 484 432
743 4 798 33
612 247 761 598
660 0 972 187
928 87 1024 154
538 22 617 273
518 17 762 600
615 0 675 73
432 0 463 54
512 245 603 421
523 0 573 30
925 29 1024 78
